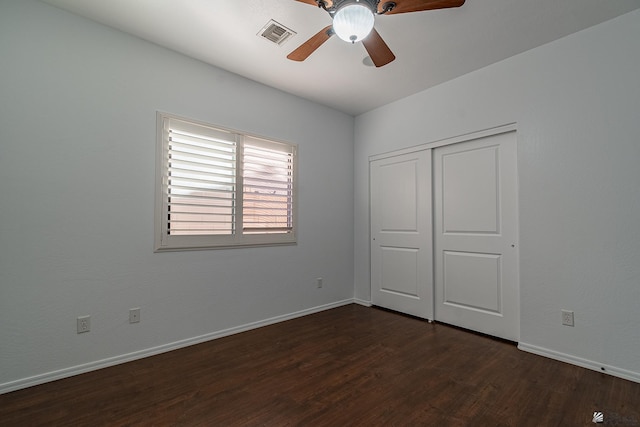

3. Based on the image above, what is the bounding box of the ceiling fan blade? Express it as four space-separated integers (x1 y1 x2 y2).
294 0 319 5
362 28 396 67
287 26 334 62
378 0 465 14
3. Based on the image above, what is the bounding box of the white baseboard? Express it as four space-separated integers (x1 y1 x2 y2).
353 298 372 307
518 342 640 384
0 299 355 395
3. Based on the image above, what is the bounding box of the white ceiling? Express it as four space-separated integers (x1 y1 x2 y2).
40 0 640 116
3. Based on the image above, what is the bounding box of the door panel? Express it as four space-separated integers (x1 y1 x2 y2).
371 150 432 319
379 161 418 231
434 131 519 341
443 251 501 314
381 247 419 296
442 145 500 234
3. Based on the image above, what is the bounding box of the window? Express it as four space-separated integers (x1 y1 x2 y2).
155 112 297 251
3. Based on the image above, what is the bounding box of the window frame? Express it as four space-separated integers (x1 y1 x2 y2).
154 112 297 252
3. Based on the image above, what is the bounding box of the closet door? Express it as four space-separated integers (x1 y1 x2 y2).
370 150 433 319
433 131 519 341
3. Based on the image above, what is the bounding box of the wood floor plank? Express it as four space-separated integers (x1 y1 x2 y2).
1 304 639 426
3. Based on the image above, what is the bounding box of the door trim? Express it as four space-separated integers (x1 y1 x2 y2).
369 123 517 162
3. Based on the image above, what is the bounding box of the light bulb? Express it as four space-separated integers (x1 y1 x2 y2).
333 4 374 43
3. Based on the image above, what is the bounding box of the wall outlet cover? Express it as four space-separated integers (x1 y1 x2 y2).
77 315 91 333
561 309 574 327
129 308 141 324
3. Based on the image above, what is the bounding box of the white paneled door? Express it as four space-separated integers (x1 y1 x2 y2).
370 150 433 319
433 131 519 341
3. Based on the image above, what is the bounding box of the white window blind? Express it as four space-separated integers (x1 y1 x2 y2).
242 137 294 234
168 121 236 236
155 113 297 251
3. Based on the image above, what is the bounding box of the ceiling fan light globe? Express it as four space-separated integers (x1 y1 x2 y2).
333 4 374 43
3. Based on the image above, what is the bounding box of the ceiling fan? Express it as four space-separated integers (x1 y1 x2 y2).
288 0 465 67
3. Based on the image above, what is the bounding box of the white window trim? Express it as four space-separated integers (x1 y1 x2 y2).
154 112 298 252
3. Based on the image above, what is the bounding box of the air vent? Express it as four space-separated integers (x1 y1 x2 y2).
258 20 296 46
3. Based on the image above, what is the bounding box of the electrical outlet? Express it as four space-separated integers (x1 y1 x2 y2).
561 309 574 327
77 315 91 333
316 278 323 288
129 308 141 324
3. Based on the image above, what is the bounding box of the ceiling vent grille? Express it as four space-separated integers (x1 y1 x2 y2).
258 20 296 46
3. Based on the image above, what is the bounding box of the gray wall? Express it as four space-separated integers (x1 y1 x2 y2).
0 0 354 392
355 9 640 380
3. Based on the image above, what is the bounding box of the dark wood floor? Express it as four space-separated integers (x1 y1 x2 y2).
1 304 639 426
